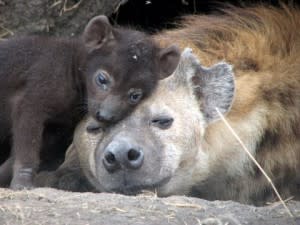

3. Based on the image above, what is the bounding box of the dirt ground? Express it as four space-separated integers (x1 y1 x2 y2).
0 0 125 38
0 188 299 225
0 1 299 225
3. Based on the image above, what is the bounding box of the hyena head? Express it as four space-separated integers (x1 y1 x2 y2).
82 16 180 124
84 48 235 196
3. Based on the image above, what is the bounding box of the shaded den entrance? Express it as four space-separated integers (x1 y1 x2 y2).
112 0 282 32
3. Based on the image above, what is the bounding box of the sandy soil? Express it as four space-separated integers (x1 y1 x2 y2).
0 188 299 225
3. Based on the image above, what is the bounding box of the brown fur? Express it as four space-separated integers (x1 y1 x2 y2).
0 15 180 189
36 4 300 205
155 4 300 203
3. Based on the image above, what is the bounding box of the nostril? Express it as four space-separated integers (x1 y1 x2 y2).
126 148 144 169
103 150 120 173
105 151 116 164
128 149 141 161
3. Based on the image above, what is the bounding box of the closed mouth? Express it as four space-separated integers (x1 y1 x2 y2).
108 176 171 195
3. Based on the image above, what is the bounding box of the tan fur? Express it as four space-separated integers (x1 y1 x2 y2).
37 4 300 205
154 4 300 203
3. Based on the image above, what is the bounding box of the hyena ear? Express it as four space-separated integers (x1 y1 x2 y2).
178 48 235 123
157 45 181 79
83 15 114 51
191 61 235 124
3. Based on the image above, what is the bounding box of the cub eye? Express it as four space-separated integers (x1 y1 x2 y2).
128 89 143 104
151 117 174 129
95 71 109 89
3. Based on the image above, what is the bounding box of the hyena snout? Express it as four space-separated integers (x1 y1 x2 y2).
102 138 144 173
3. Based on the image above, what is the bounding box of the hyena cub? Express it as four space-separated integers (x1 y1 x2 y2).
0 15 180 189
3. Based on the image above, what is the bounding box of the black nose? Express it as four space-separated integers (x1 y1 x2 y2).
96 111 114 122
102 141 144 173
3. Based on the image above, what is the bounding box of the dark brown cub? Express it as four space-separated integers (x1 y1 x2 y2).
0 16 180 189
84 17 180 123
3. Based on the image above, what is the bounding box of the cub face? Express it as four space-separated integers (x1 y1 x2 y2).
82 49 235 196
83 16 180 123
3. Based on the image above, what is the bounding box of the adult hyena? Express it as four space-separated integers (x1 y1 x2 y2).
36 5 300 205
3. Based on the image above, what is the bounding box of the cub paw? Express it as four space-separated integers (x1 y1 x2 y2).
10 168 34 190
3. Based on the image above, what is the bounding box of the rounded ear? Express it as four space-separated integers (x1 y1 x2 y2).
83 15 114 51
191 62 235 124
157 45 181 79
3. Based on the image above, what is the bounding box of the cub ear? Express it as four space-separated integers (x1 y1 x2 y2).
157 45 181 79
83 15 114 51
191 61 235 124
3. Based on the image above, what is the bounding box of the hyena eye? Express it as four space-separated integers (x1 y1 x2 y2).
95 71 109 89
128 89 143 104
86 122 104 134
151 117 174 129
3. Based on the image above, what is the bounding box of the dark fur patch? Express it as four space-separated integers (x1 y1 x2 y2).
262 86 296 108
256 129 281 153
236 57 259 71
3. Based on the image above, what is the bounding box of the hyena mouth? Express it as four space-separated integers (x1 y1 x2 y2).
109 176 172 196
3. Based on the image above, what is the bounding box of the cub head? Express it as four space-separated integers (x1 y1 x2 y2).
82 16 180 124
81 48 235 196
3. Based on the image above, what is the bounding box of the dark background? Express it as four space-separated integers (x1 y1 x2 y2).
0 0 288 39
113 0 282 32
